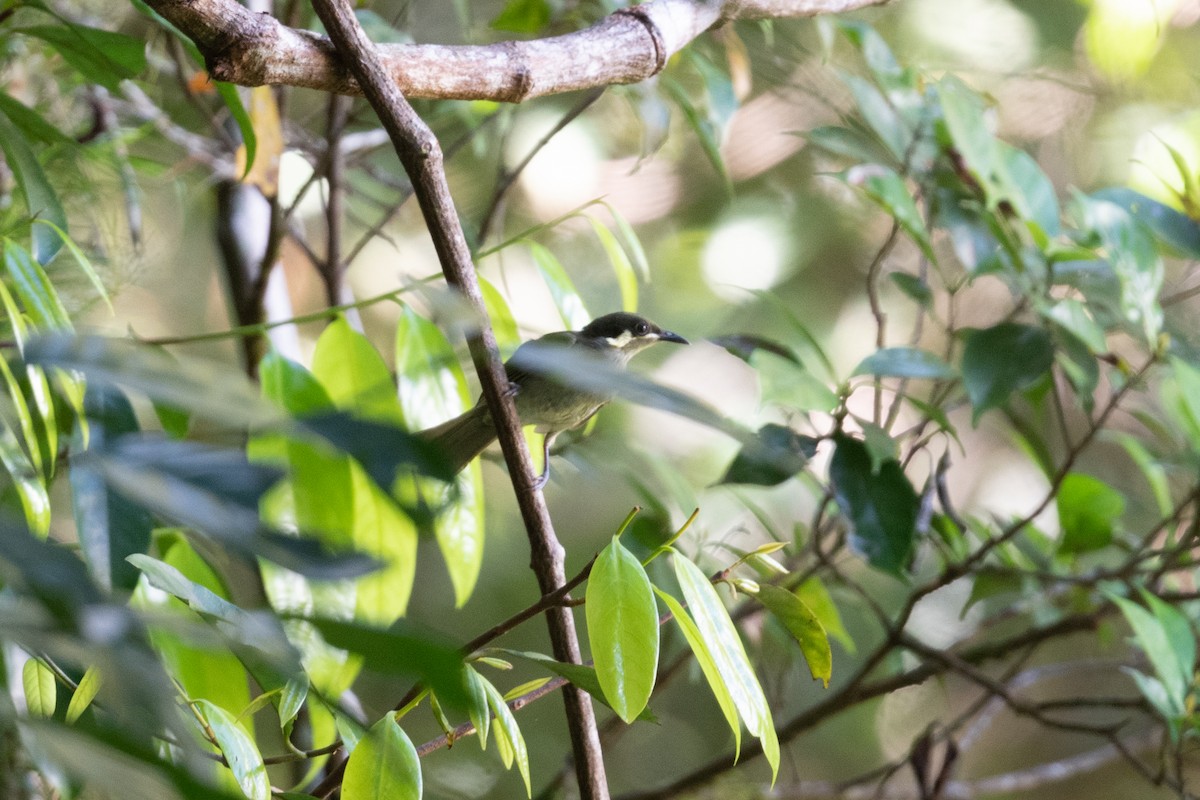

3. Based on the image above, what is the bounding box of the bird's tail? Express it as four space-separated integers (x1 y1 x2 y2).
420 405 497 475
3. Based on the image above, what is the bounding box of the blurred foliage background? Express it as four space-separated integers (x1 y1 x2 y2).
5 0 1200 798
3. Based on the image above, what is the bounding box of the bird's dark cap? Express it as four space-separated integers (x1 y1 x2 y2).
582 312 688 345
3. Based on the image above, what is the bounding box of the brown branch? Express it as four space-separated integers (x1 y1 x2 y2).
307 1 609 797
142 0 889 102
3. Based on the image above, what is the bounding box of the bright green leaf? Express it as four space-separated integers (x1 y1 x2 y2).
850 166 934 260
342 716 421 800
1056 473 1125 554
0 111 66 264
796 578 854 654
65 665 102 723
672 553 779 784
586 536 659 723
481 676 532 796
587 216 638 312
195 700 270 800
22 657 57 717
313 317 405 426
529 243 590 331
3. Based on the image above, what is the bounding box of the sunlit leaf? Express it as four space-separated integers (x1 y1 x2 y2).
587 216 638 313
653 587 741 757
65 664 102 723
342 716 421 800
195 700 269 800
529 243 590 331
396 307 482 607
313 317 405 426
672 553 779 783
585 536 659 723
22 657 57 717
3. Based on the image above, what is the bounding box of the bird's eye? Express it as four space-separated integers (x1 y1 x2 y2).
635 321 650 336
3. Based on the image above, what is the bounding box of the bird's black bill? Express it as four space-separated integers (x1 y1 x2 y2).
659 330 689 345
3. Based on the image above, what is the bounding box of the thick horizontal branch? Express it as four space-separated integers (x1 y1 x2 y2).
143 0 888 102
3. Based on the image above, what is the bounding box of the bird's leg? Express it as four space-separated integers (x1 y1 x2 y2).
532 432 558 491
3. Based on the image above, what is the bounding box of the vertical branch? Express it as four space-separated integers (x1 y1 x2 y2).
322 93 350 307
307 2 610 798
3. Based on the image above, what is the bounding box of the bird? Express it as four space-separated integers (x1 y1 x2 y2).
421 312 688 488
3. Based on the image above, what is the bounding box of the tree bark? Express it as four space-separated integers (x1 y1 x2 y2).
143 0 888 102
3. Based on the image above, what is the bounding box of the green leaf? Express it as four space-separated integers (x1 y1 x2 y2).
32 219 112 311
342 716 421 800
529 243 590 331
22 657 57 717
585 536 659 723
195 700 269 800
1073 193 1164 343
496 649 658 723
0 107 66 265
719 424 816 487
1108 433 1172 517
961 323 1054 423
938 75 995 192
997 142 1060 237
65 664 102 723
795 578 854 653
652 587 741 757
21 24 146 89
395 307 482 607
1056 473 1125 554
849 166 934 260
24 335 284 429
0 422 51 535
1043 298 1106 353
829 435 918 574
490 0 550 33
479 277 520 354
804 124 895 165
672 553 779 784
1110 595 1187 718
480 677 532 796
663 77 731 190
587 216 638 312
0 92 73 146
842 73 909 162
1140 589 1196 706
314 317 405 426
4 239 70 328
71 386 154 592
599 202 651 282
215 83 256 179
301 617 468 709
889 272 932 308
465 668 490 748
853 347 956 380
1091 188 1200 260
750 584 832 687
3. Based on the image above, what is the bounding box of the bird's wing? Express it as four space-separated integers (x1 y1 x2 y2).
503 330 581 388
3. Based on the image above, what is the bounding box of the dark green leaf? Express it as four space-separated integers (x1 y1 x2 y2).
803 124 895 165
20 24 145 89
0 110 65 265
719 424 816 486
961 323 1054 423
842 73 910 162
890 272 932 307
585 536 659 723
301 617 468 709
853 347 956 380
938 75 995 189
1056 473 1125 554
709 335 800 365
216 82 256 178
829 435 918 574
71 385 153 592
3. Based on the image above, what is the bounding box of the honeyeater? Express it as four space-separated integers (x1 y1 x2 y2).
421 312 688 486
